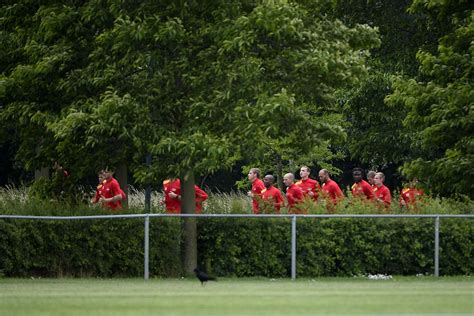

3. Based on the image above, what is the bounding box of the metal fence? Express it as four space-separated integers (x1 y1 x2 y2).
1 213 473 280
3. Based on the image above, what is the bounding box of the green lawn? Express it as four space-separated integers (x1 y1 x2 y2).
0 277 472 315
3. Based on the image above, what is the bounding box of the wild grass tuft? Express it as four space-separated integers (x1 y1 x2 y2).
0 185 472 215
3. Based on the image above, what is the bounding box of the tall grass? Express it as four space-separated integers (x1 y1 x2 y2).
0 185 472 215
204 191 250 214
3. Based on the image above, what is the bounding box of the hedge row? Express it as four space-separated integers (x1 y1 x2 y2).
0 218 472 277
0 219 182 277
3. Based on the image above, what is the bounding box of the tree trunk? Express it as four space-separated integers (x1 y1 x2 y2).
181 170 196 276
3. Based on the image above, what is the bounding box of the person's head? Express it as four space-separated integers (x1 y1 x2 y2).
248 168 261 182
98 170 105 182
367 170 376 185
263 175 275 189
352 168 364 183
283 173 295 187
318 169 330 183
103 168 114 180
408 178 419 189
374 172 385 187
300 166 311 180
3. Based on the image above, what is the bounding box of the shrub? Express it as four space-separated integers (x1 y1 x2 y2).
197 217 472 277
0 187 471 277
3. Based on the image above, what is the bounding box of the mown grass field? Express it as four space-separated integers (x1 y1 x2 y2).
0 277 472 316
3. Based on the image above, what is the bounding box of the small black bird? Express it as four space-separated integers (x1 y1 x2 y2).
193 268 217 286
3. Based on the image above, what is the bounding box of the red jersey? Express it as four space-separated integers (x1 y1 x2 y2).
295 178 321 201
101 177 124 210
260 186 284 213
194 185 208 214
321 179 343 204
163 179 181 213
286 184 305 214
351 180 374 200
92 180 106 203
251 178 265 214
400 188 424 209
373 185 391 208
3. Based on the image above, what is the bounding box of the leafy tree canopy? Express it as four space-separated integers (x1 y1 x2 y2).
387 1 473 198
0 0 379 189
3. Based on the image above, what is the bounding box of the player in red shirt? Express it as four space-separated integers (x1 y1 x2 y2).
367 170 376 187
163 178 208 213
283 173 305 214
260 175 284 214
98 169 125 211
194 185 208 214
400 178 424 211
373 172 391 210
351 168 375 201
91 170 106 205
318 169 344 210
295 166 321 202
163 178 182 213
247 168 265 214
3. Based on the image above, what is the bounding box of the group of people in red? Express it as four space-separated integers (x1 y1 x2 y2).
91 166 423 213
248 166 424 214
91 168 208 213
352 168 423 211
247 166 343 214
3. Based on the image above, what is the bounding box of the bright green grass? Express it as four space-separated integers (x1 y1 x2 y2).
0 277 472 315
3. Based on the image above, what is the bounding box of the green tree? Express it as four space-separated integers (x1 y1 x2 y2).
330 0 436 173
387 1 474 198
0 2 153 184
0 0 380 272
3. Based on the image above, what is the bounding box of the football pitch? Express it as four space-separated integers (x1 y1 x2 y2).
0 277 472 315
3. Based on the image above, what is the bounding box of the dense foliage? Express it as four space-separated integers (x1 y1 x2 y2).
0 217 471 277
0 0 472 279
1 187 471 277
1 0 472 199
333 0 473 199
387 2 474 198
0 0 379 186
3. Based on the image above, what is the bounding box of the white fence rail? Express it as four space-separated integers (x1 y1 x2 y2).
1 213 473 279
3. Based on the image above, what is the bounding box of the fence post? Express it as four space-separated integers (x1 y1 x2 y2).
291 215 297 280
144 215 150 280
434 216 440 277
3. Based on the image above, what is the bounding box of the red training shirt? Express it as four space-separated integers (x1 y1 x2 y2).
295 178 321 201
260 186 284 213
163 179 208 213
163 179 181 213
373 185 391 208
194 185 208 214
352 180 375 200
286 184 305 214
92 180 105 204
251 178 265 214
321 179 343 204
400 188 423 206
101 177 124 210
